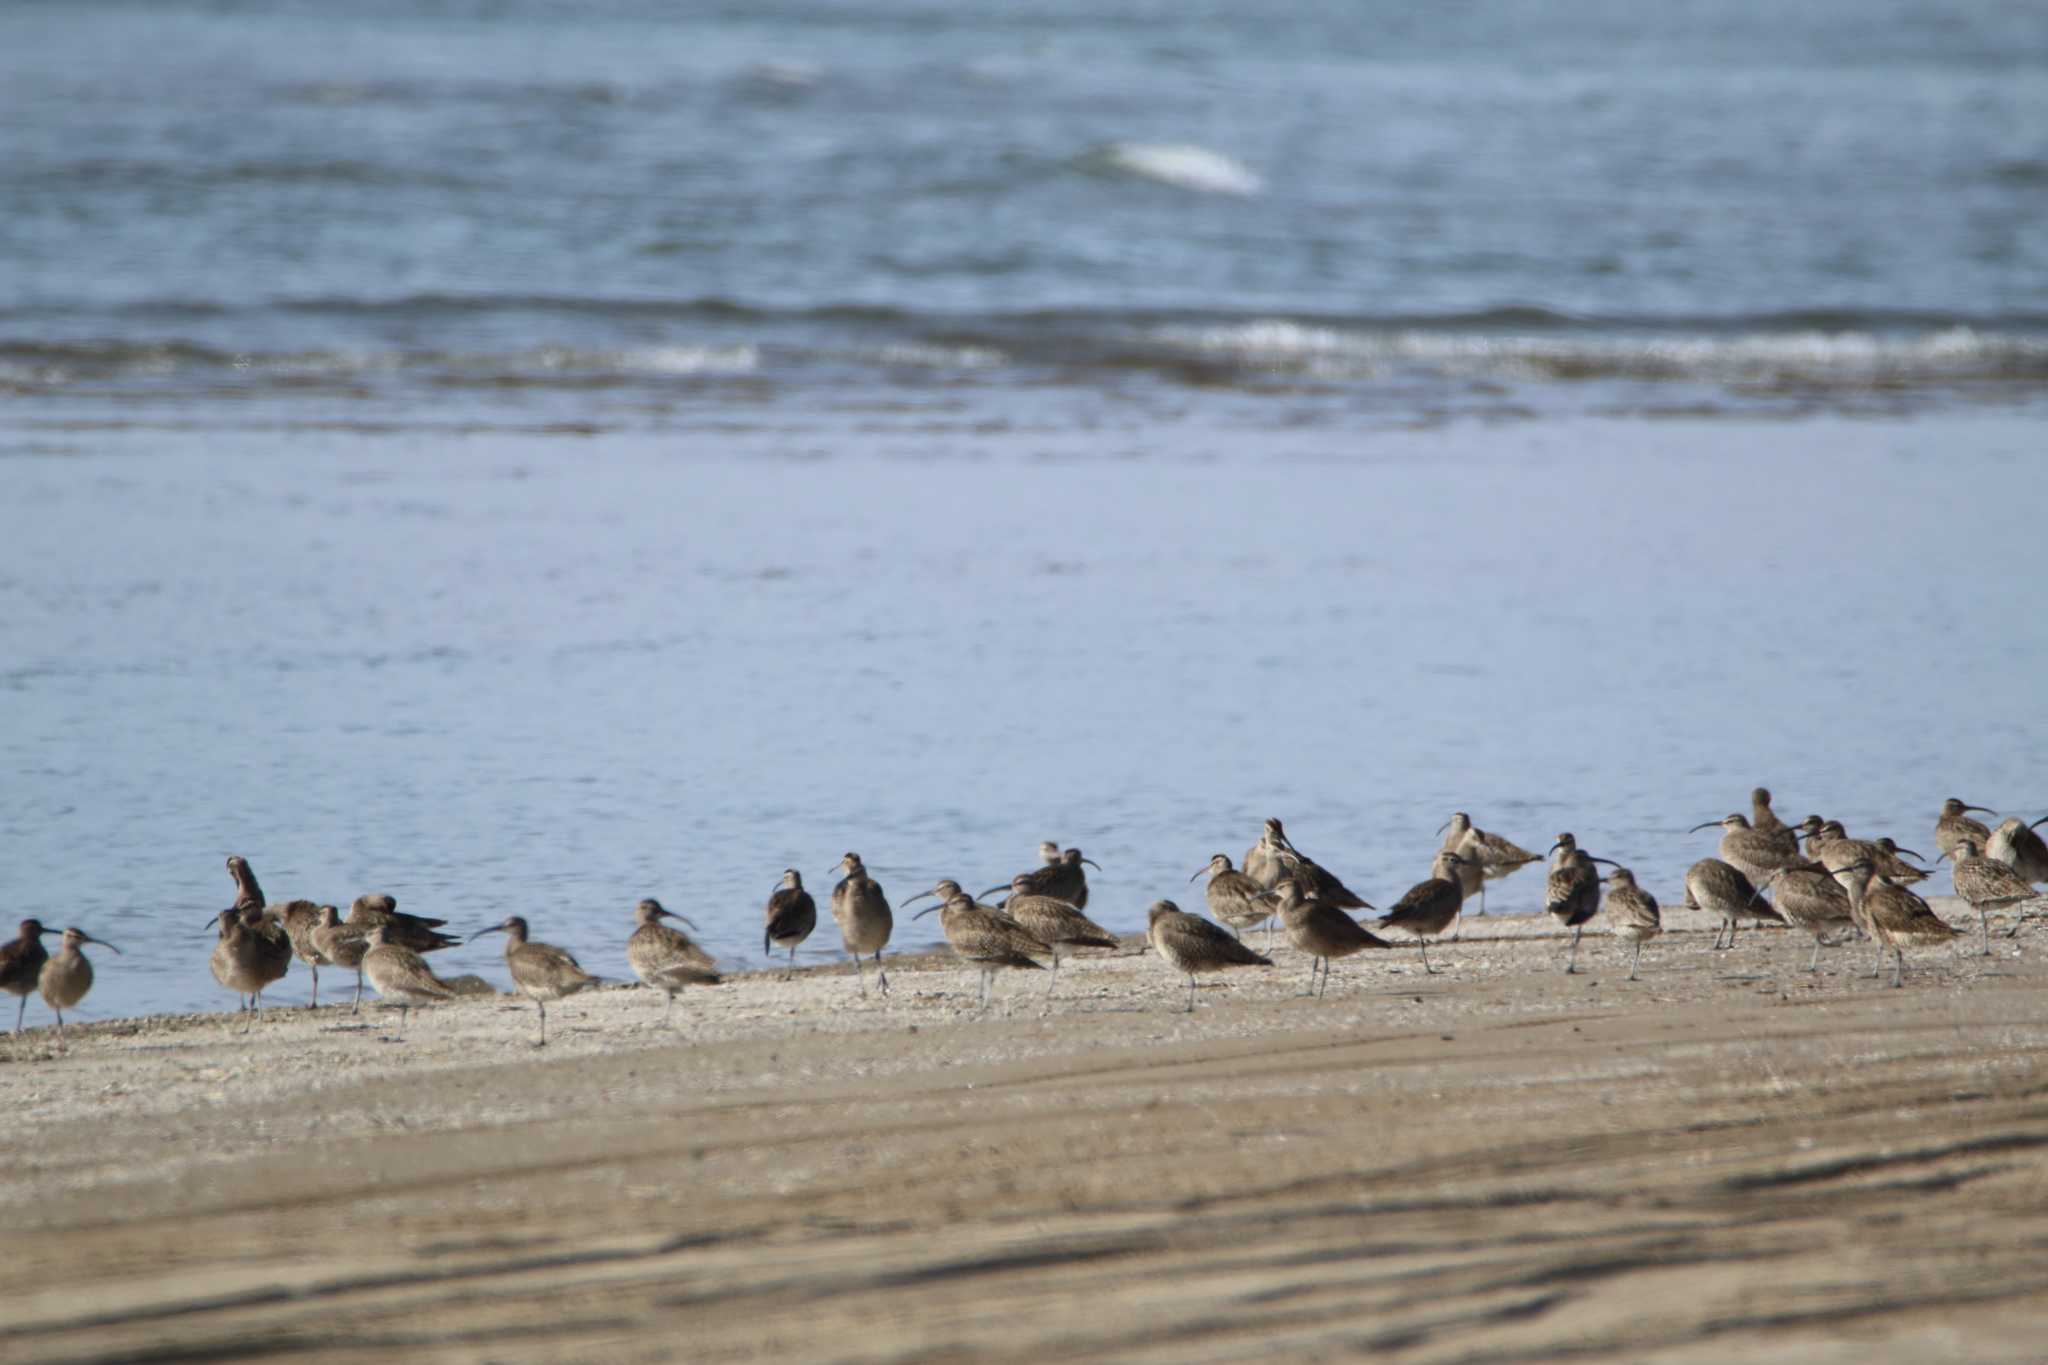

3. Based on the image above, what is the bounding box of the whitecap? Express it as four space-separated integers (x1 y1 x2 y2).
1083 142 1263 196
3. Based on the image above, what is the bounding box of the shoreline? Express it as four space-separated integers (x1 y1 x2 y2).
7 900 2047 1361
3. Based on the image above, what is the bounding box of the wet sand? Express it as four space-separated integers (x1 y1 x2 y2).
6 900 2047 1362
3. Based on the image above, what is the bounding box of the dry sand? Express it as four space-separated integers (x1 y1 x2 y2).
5 899 2048 1362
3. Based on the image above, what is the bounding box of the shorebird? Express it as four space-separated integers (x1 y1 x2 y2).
470 916 600 1046
1146 901 1271 1011
830 852 893 996
1191 853 1279 943
1682 857 1782 950
344 893 461 954
1689 813 1806 886
1437 812 1541 916
309 906 371 1013
1267 826 1373 913
1243 818 1291 890
1544 839 1614 974
1376 849 1473 974
1987 817 2048 885
225 856 329 1007
207 907 290 1026
763 869 816 978
1829 859 1962 987
2 919 51 1034
1810 823 1928 886
37 927 119 1039
1756 866 1855 971
994 876 1119 993
361 924 459 1037
1935 798 1997 858
985 847 1100 910
1271 876 1390 998
1750 787 1788 834
1872 838 1933 884
908 886 1049 1008
1600 865 1661 980
1939 838 2038 955
627 899 720 1023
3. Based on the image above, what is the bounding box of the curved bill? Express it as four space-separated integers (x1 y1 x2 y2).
1435 819 1451 836
1891 846 1927 862
1587 856 1622 868
902 888 938 907
1080 857 1102 870
977 885 1010 900
78 931 122 954
467 924 509 943
1688 821 1722 834
1188 866 1209 883
911 905 941 920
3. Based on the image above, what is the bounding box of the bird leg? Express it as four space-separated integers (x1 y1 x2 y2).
1044 949 1060 998
1316 958 1332 1000
308 963 320 1010
1565 926 1581 975
1891 948 1905 989
13 995 24 1034
875 952 889 996
1629 938 1643 981
852 954 867 997
1978 909 1991 957
536 1000 548 1047
786 943 798 981
662 989 675 1026
1808 936 1823 973
1184 973 1196 1013
1420 939 1436 975
351 970 364 1014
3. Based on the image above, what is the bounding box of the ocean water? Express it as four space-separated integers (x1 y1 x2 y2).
3 3 2045 1020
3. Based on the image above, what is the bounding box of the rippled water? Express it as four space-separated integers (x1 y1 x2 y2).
3 3 2046 1022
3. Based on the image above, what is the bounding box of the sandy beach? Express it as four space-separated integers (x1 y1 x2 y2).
7 899 2047 1363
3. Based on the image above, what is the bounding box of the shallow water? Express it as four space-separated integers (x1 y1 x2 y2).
3 0 2046 428
5 413 2045 1019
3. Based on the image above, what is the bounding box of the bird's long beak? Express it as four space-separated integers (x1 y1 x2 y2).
1546 841 1567 854
1435 819 1450 835
81 932 121 954
467 925 507 943
911 905 940 920
1688 821 1720 834
1964 805 1997 815
2031 815 2048 831
977 885 1008 899
657 908 702 931
903 889 936 906
1588 856 1622 868
1893 846 1927 861
1081 858 1102 870
1188 867 1208 883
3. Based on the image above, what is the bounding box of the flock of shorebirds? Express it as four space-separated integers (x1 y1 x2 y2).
4 790 2045 1042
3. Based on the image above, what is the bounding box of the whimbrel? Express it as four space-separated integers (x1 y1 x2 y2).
1829 859 1961 986
994 876 1119 993
344 893 461 954
1935 798 1997 858
208 906 291 1023
1191 854 1278 943
361 925 459 1037
309 906 371 1013
1271 876 1390 998
1 919 51 1034
1437 812 1540 916
985 847 1100 910
1268 826 1373 913
1749 787 1787 834
1376 849 1472 974
226 856 328 1007
908 886 1049 1008
830 852 893 996
1682 857 1781 950
1146 901 1271 1011
1872 838 1933 884
1544 839 1613 974
764 870 816 978
37 927 119 1039
1243 818 1291 890
627 899 720 1023
1689 813 1807 887
1987 817 2048 885
1756 866 1854 971
1939 838 2037 955
470 916 600 1046
1600 865 1661 980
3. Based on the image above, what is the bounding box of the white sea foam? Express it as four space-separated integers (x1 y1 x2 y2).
1087 142 1263 196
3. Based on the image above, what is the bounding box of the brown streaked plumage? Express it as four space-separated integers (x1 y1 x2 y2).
1689 813 1808 886
225 857 330 1007
1940 837 2038 956
1 919 51 1034
1749 787 1786 834
995 876 1119 994
361 924 459 1037
37 927 119 1039
908 886 1049 1009
344 893 461 954
763 869 816 979
984 847 1100 911
1935 798 1996 858
627 899 720 1024
830 852 893 997
1544 837 1613 974
470 916 600 1047
309 906 371 1014
1872 838 1932 885
1267 825 1373 914
1191 853 1279 944
208 907 290 1027
1145 900 1271 1011
1682 857 1782 950
1600 865 1661 980
1830 859 1961 987
1243 817 1290 891
1756 866 1854 972
1437 812 1541 918
1272 876 1390 999
1376 849 1472 975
